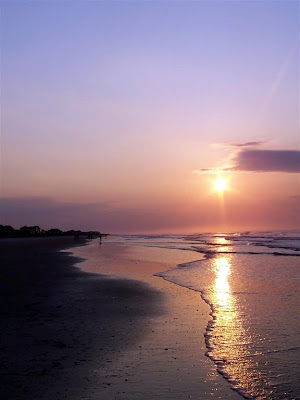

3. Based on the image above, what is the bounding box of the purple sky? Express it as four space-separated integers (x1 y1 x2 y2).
1 1 299 233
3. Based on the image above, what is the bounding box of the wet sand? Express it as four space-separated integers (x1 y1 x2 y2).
71 240 243 400
0 238 164 400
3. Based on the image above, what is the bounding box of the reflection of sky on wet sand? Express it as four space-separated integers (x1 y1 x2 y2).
209 256 267 398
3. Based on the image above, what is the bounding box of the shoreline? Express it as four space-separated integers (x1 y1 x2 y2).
72 239 243 399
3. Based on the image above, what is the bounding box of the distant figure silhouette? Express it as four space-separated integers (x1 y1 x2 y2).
99 234 102 245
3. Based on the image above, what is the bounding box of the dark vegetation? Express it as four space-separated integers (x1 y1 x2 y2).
0 225 106 239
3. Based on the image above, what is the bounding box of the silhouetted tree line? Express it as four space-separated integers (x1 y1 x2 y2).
0 224 105 238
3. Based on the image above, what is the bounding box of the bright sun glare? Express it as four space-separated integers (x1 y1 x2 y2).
213 177 227 192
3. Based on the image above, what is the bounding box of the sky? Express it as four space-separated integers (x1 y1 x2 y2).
1 0 299 233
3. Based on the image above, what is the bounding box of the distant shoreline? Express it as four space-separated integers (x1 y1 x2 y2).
0 232 104 239
0 223 108 239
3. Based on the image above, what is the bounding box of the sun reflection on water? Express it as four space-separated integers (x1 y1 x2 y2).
214 257 231 308
212 237 229 253
209 256 264 397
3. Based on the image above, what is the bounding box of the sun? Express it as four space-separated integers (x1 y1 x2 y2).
213 177 227 192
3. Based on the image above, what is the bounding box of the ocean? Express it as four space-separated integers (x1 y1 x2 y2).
107 231 300 400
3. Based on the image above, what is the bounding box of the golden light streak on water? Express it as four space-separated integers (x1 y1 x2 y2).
213 257 232 308
210 255 267 398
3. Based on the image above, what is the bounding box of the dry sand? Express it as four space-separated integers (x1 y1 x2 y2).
1 237 242 399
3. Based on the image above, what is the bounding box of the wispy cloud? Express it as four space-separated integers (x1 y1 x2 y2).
229 141 266 148
214 140 266 149
265 46 297 106
194 168 229 175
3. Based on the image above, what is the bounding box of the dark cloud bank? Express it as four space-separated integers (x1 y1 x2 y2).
0 197 192 232
1 194 299 233
231 150 300 173
200 149 300 173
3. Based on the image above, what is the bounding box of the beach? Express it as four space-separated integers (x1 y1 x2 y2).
0 236 242 399
0 238 162 399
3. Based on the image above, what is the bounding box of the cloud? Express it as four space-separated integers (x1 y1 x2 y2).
290 195 300 200
1 195 299 233
265 46 297 106
229 141 265 148
194 149 300 174
0 197 114 231
214 140 266 149
0 196 200 233
231 150 300 173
